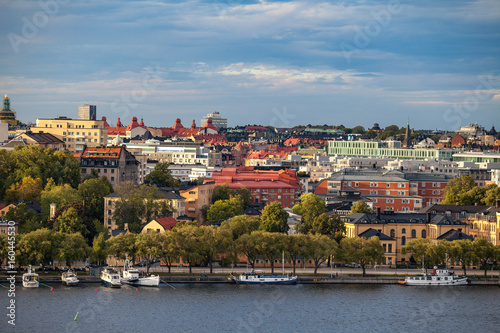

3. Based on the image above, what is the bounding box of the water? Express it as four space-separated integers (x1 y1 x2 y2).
2 283 499 333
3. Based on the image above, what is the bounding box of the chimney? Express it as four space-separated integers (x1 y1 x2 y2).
376 207 381 219
426 212 432 223
49 203 57 219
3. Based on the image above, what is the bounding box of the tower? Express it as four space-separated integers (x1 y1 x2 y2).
78 104 97 120
404 119 411 147
0 94 19 126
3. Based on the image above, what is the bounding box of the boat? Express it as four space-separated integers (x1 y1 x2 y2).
230 252 298 285
22 266 39 288
399 266 469 286
101 268 122 288
61 268 79 286
121 258 160 287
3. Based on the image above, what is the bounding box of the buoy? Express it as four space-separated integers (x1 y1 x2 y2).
51 288 54 291
74 312 79 321
136 288 139 291
95 289 98 291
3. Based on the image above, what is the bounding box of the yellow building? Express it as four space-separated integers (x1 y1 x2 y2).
0 95 19 126
344 212 469 265
179 183 215 223
468 216 498 245
104 191 185 231
30 116 107 153
141 216 178 234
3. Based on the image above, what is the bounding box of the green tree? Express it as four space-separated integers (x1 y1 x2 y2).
17 228 62 270
78 178 113 221
0 233 9 268
233 186 253 207
447 239 474 276
292 193 327 234
206 198 244 223
91 233 108 266
401 238 445 273
106 233 138 262
145 162 180 187
471 238 498 277
351 126 366 135
4 202 42 234
212 184 231 203
442 176 477 205
304 233 337 274
4 176 43 204
174 223 203 273
482 184 500 205
53 207 88 236
220 215 261 240
254 231 286 274
259 202 289 233
197 225 230 273
350 201 374 215
158 231 181 274
83 168 99 181
40 184 81 221
136 232 163 274
237 231 262 269
339 236 385 277
284 234 308 275
57 232 90 268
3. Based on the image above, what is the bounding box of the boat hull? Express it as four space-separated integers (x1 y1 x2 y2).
121 275 160 287
63 279 80 286
23 281 39 288
101 279 121 288
234 279 297 285
403 278 469 286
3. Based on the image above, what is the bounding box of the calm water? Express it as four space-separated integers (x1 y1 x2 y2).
2 283 499 333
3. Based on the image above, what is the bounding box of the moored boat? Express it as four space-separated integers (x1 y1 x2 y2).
231 270 298 285
22 265 39 288
61 268 79 286
101 268 122 288
121 259 160 287
399 266 469 286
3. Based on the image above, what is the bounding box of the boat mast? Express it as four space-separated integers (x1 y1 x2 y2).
282 251 285 276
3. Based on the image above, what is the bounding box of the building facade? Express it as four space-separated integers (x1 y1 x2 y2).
78 104 97 120
179 183 215 222
201 111 227 130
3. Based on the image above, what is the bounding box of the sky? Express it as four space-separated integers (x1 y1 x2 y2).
0 0 499 130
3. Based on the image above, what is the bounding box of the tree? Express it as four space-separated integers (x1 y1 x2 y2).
78 178 113 221
482 184 500 205
233 186 253 207
40 184 81 221
220 215 261 240
145 162 180 188
237 231 262 269
83 168 99 181
173 223 203 273
293 193 327 234
197 225 229 274
57 232 90 268
304 234 337 274
206 198 244 223
53 207 88 236
339 236 385 277
158 231 181 274
447 239 474 276
136 232 163 274
254 231 286 274
106 233 138 262
4 202 42 234
351 126 366 135
212 184 231 203
442 176 477 205
4 176 43 204
350 201 374 215
91 233 108 266
17 228 62 270
401 238 445 273
0 233 9 268
259 202 289 234
284 234 308 275
471 238 498 277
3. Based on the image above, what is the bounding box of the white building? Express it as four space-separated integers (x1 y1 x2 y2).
201 111 227 130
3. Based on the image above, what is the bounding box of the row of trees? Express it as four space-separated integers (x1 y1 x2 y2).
402 238 500 277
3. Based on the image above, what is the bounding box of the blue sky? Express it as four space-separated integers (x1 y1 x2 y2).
0 0 499 130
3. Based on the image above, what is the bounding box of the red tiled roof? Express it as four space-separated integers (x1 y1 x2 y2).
244 126 268 132
154 216 178 230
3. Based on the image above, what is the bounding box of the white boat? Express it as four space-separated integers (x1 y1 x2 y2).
121 259 160 287
101 268 121 288
399 266 469 286
22 266 39 288
61 269 79 286
231 252 298 285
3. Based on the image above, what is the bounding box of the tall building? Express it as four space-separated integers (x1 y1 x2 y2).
404 120 411 148
78 104 97 120
201 111 227 130
30 116 107 153
0 94 19 126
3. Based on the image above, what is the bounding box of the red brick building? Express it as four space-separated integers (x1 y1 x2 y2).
208 167 301 208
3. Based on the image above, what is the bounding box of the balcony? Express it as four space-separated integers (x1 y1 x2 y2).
75 134 85 138
75 140 86 145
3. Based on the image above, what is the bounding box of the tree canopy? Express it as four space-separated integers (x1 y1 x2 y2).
350 201 374 215
259 201 289 234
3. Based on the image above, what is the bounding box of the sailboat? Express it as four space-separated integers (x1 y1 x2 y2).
231 252 298 285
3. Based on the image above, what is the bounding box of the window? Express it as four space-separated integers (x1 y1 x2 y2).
111 177 114 181
402 228 406 234
390 229 395 238
383 244 387 252
401 236 406 245
421 230 426 238
411 229 416 238
388 244 392 253
355 183 358 187
387 183 390 188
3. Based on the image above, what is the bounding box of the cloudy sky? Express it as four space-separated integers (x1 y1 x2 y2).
1 0 499 130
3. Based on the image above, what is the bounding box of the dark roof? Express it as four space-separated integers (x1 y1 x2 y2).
437 229 473 241
14 200 41 214
358 228 395 241
344 212 466 226
111 230 127 237
419 204 499 216
23 131 64 144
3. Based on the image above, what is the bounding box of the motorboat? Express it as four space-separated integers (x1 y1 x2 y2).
22 265 39 288
121 258 160 287
230 252 297 285
61 268 79 286
101 268 122 288
399 266 469 286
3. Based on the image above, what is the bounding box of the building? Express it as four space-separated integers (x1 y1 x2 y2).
0 131 64 151
208 167 301 208
31 116 107 153
201 111 227 130
103 190 186 230
0 94 18 126
141 216 178 233
358 228 396 266
328 140 455 160
78 104 97 120
343 211 469 264
80 146 138 186
179 183 215 222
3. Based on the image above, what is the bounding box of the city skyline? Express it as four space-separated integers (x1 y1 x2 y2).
0 0 499 129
